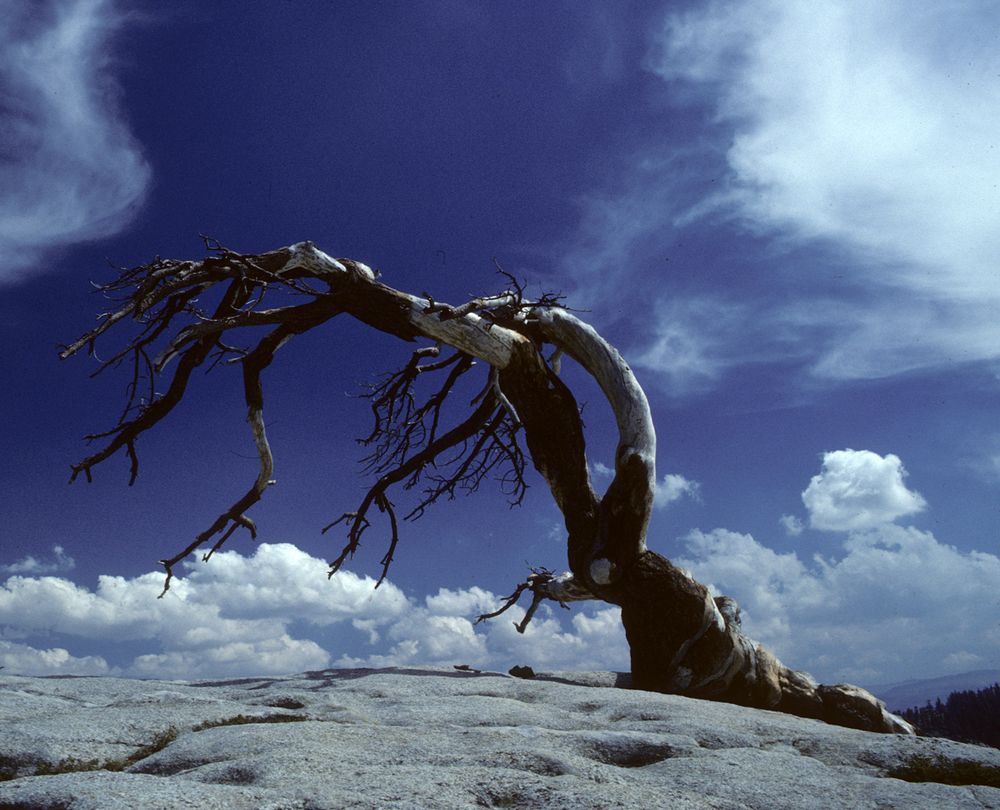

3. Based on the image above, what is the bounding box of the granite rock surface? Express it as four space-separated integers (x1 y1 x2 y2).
1 667 998 809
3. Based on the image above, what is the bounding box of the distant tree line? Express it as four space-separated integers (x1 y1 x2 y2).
898 683 1000 748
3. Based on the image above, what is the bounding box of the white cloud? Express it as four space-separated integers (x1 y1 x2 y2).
6 526 992 686
0 543 404 678
0 545 75 575
591 461 614 478
802 449 926 531
677 525 1000 685
649 0 1000 379
0 543 630 678
0 640 109 676
336 584 629 673
679 528 817 653
653 473 700 509
632 297 748 395
592 461 700 509
178 542 410 626
424 586 498 617
779 514 804 537
0 0 151 281
127 635 330 681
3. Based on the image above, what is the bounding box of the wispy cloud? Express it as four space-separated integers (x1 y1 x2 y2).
779 514 804 537
0 0 150 282
631 296 752 395
658 1 1000 292
563 1 1000 388
648 0 1000 380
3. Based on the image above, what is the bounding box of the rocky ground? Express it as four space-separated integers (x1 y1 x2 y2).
1 667 998 809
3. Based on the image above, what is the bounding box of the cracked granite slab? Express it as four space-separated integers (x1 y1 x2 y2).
1 667 997 809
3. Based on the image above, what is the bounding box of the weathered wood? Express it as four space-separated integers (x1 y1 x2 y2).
64 242 914 735
285 242 531 367
534 308 655 491
497 340 601 585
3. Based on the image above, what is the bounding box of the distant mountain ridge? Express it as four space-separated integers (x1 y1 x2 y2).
870 669 1000 712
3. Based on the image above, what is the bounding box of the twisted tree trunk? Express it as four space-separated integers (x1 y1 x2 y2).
63 241 912 734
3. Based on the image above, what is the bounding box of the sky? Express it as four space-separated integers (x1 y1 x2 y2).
2 0 999 689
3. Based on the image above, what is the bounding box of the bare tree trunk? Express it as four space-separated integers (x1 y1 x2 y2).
62 241 913 735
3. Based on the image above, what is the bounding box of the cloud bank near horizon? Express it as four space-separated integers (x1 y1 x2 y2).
0 542 629 680
678 523 1000 687
0 0 150 282
2 448 995 685
4 523 993 685
679 447 998 685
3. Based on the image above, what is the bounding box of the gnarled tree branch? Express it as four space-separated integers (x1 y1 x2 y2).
64 240 914 735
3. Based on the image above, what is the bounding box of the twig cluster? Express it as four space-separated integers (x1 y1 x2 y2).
421 262 568 332
473 567 566 634
63 241 543 594
61 239 344 594
324 344 527 587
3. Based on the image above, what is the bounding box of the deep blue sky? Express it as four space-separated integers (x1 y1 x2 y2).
2 0 999 686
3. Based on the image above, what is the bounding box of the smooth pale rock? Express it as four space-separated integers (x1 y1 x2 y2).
1 667 998 809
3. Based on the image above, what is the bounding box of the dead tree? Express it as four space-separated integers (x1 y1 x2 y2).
62 240 912 734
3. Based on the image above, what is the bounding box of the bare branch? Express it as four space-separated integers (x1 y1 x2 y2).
69 277 255 486
489 365 521 428
62 241 916 735
158 320 314 596
413 406 526 516
358 348 474 474
474 578 535 624
64 243 564 594
325 392 506 585
475 568 597 633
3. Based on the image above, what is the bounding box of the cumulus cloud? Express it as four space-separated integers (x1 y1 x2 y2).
127 636 329 681
0 543 403 678
336 585 629 673
592 461 700 509
677 525 1000 685
802 449 926 531
647 0 1000 379
653 473 700 509
0 640 109 675
0 0 151 281
0 545 75 575
0 543 629 678
177 542 409 626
